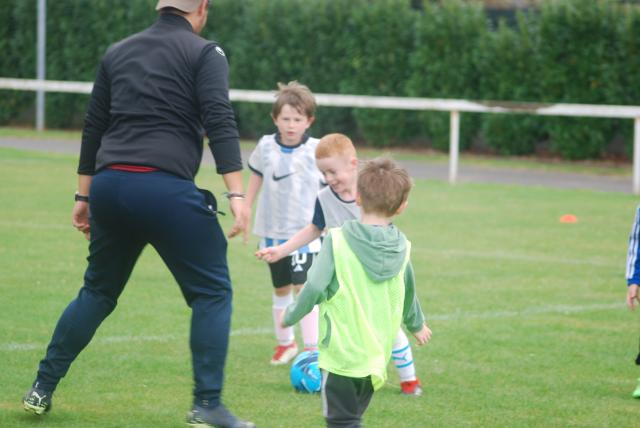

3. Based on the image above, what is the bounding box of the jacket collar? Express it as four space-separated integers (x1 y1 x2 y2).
156 12 194 32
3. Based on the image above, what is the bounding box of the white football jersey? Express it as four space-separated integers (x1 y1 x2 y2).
249 133 323 243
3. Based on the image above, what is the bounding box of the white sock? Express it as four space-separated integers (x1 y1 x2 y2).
300 305 319 350
272 293 295 346
392 329 417 382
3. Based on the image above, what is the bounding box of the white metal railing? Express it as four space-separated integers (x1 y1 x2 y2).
2 77 640 193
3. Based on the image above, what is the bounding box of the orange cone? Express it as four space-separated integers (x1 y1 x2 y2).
559 214 578 224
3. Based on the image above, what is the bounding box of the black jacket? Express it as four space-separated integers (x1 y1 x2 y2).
78 12 241 180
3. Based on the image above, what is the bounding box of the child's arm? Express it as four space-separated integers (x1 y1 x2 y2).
256 223 322 263
402 261 431 345
244 172 263 243
282 233 336 327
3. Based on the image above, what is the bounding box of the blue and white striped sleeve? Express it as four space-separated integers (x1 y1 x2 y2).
626 206 640 286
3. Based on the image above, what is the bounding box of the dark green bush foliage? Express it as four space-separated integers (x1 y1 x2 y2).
1 0 37 124
0 0 638 160
477 13 545 155
407 0 487 150
536 0 625 159
338 0 421 147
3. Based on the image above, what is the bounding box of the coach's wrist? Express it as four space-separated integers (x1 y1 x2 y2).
74 192 89 203
224 191 246 200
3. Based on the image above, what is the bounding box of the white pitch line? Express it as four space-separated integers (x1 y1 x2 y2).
0 304 622 352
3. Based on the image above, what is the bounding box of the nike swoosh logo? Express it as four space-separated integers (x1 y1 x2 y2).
272 172 296 181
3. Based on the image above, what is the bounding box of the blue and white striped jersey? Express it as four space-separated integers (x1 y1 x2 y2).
626 206 640 285
248 133 323 245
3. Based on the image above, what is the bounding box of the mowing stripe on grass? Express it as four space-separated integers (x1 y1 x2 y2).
0 220 619 268
0 221 69 230
1 327 274 352
1 303 622 352
428 302 623 321
416 247 618 268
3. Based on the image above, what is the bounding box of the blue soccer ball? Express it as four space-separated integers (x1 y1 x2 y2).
290 350 321 393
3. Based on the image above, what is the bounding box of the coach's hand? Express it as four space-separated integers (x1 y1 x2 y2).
72 201 91 240
227 198 248 239
627 284 639 310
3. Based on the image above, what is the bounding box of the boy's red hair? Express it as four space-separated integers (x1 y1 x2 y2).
316 133 356 159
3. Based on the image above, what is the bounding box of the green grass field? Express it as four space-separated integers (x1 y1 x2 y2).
0 147 638 427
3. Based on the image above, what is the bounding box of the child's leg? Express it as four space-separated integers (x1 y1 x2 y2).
321 371 373 428
292 253 318 350
392 329 423 395
634 337 640 398
294 284 318 350
392 329 417 381
268 258 298 364
272 287 294 345
299 305 319 350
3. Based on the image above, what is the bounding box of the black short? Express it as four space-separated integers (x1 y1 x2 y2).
268 253 316 288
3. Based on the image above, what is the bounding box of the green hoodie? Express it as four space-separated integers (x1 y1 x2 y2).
283 220 426 334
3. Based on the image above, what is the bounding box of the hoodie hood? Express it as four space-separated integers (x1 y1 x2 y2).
341 220 408 282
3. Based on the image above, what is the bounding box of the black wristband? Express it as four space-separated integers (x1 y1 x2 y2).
74 192 89 203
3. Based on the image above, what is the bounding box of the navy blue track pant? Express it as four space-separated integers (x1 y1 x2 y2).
36 169 232 407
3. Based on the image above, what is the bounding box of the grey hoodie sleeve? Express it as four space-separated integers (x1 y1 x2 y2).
283 234 337 327
402 261 426 333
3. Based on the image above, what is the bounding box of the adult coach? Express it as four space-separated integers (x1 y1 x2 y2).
22 1 255 427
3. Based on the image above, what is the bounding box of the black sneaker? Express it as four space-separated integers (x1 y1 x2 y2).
23 383 52 415
186 403 256 428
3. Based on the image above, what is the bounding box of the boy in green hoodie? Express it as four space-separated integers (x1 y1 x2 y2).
282 157 431 428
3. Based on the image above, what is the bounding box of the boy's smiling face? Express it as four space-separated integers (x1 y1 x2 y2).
272 104 314 146
316 154 358 197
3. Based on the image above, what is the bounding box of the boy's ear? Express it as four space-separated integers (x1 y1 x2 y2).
307 116 315 127
350 156 358 167
355 193 362 207
395 200 409 216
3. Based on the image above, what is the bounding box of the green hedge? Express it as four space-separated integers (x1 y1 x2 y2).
1 0 639 160
477 13 547 155
407 1 487 151
340 0 420 147
0 0 36 124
